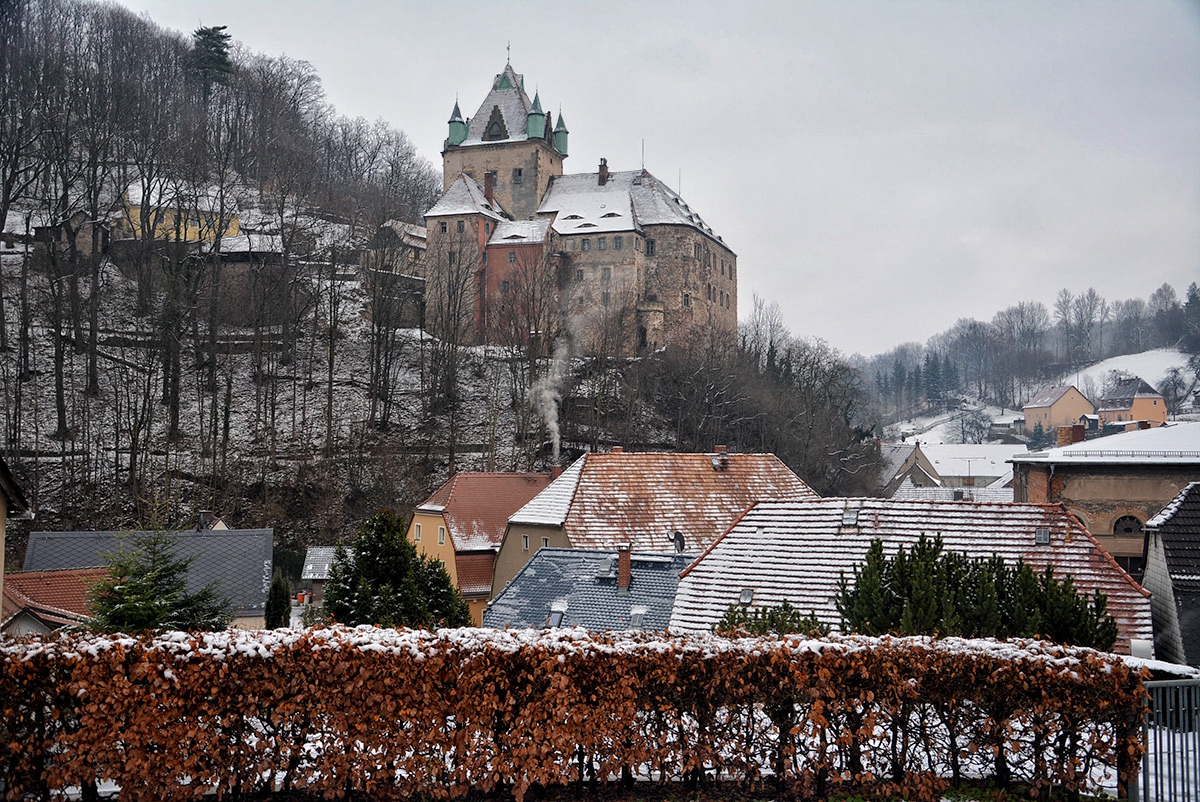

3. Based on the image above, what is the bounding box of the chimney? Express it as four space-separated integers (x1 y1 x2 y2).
598 157 609 186
550 465 563 480
612 445 623 453
617 543 631 593
1071 424 1086 444
484 171 495 203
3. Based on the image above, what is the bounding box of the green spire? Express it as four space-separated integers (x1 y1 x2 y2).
527 91 545 139
553 111 569 156
447 99 467 146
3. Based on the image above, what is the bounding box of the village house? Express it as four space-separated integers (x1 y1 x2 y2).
876 442 940 496
669 497 1154 656
1140 483 1200 666
1022 385 1094 433
918 443 1025 489
407 470 558 624
24 527 275 628
1010 421 1200 577
492 447 817 597
1 568 106 636
1097 376 1168 428
425 63 738 354
484 546 693 631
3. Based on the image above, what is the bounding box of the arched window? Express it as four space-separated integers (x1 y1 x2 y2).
486 120 504 140
1113 515 1143 536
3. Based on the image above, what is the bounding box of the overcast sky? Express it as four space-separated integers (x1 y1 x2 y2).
118 0 1200 357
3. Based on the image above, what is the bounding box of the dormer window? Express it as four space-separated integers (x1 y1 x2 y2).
563 214 583 220
486 121 504 140
602 211 621 218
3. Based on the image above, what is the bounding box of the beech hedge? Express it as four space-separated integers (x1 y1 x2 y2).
0 627 1145 801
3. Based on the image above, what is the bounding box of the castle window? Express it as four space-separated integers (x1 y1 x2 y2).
645 239 655 256
439 222 447 233
576 269 583 281
578 296 584 307
456 220 465 233
601 267 611 280
508 250 517 263
635 238 642 251
448 251 457 267
486 120 505 140
694 243 702 259
512 167 523 184
598 237 606 251
601 290 610 306
614 236 623 250
501 280 510 293
581 238 590 252
683 292 691 308
721 260 725 276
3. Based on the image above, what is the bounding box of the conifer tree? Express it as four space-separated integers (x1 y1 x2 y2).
264 568 292 629
88 530 233 633
323 509 470 629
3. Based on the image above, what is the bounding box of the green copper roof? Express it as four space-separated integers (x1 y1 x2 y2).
498 71 514 90
554 112 568 133
530 92 543 114
448 100 464 123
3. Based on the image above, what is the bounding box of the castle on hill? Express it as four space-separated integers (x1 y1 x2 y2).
424 63 737 354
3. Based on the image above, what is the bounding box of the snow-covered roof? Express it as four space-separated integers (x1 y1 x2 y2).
919 443 1027 479
1148 481 1200 528
202 233 284 254
1098 377 1162 411
302 546 339 581
510 451 817 554
416 471 557 552
509 457 585 527
462 64 537 147
1024 385 1084 409
669 498 1153 654
891 476 1013 503
537 170 731 250
489 219 550 245
425 174 506 221
125 180 245 214
1012 422 1200 465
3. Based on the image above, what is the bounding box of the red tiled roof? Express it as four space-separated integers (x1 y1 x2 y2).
1 568 106 627
672 498 1152 655
455 552 497 599
419 472 556 552
561 451 818 553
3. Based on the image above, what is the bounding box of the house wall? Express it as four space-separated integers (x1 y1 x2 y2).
114 205 241 244
482 239 554 344
443 139 563 220
1099 397 1167 426
1141 531 1185 664
1025 389 1094 431
2 611 54 637
1013 462 1200 560
424 214 490 343
467 598 488 626
492 523 573 597
407 512 457 584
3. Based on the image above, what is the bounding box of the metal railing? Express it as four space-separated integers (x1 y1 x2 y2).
1139 679 1200 801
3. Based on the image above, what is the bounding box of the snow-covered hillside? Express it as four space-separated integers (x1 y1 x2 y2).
1056 348 1190 398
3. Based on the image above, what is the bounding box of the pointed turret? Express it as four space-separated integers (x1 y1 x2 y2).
553 111 569 156
447 100 467 146
527 91 545 139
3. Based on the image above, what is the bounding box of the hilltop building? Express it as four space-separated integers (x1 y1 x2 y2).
425 63 737 354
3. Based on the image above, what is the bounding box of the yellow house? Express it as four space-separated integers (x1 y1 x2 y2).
114 181 241 244
1023 385 1094 433
1098 377 1168 427
407 471 557 624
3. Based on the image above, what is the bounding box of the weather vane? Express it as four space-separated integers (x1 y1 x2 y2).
506 41 511 64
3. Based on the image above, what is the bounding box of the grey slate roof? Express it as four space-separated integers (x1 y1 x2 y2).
24 529 274 617
1099 377 1162 411
484 548 694 631
1145 483 1200 665
301 546 339 581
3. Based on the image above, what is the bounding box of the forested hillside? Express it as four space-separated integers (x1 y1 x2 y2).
0 1 881 566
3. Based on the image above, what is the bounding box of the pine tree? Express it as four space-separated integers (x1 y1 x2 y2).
323 509 470 629
715 600 830 637
88 530 233 633
265 568 292 629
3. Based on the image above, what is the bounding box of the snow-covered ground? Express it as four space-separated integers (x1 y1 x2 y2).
1056 347 1192 401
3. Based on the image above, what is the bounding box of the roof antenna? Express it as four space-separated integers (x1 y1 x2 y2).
678 168 682 195
641 138 645 171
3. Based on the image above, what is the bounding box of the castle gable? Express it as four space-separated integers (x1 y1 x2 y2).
426 174 506 221
463 64 534 146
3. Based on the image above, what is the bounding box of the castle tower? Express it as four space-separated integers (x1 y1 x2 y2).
441 63 566 219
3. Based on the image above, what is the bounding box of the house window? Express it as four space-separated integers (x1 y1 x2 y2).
542 537 550 548
601 266 611 280
456 220 465 233
683 292 691 308
485 222 491 235
1113 516 1143 536
438 526 446 545
500 280 510 293
414 523 422 542
508 250 516 263
581 238 590 252
645 238 655 256
439 221 447 233
548 609 564 627
513 167 523 184
614 235 623 250
522 535 529 551
598 237 606 250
